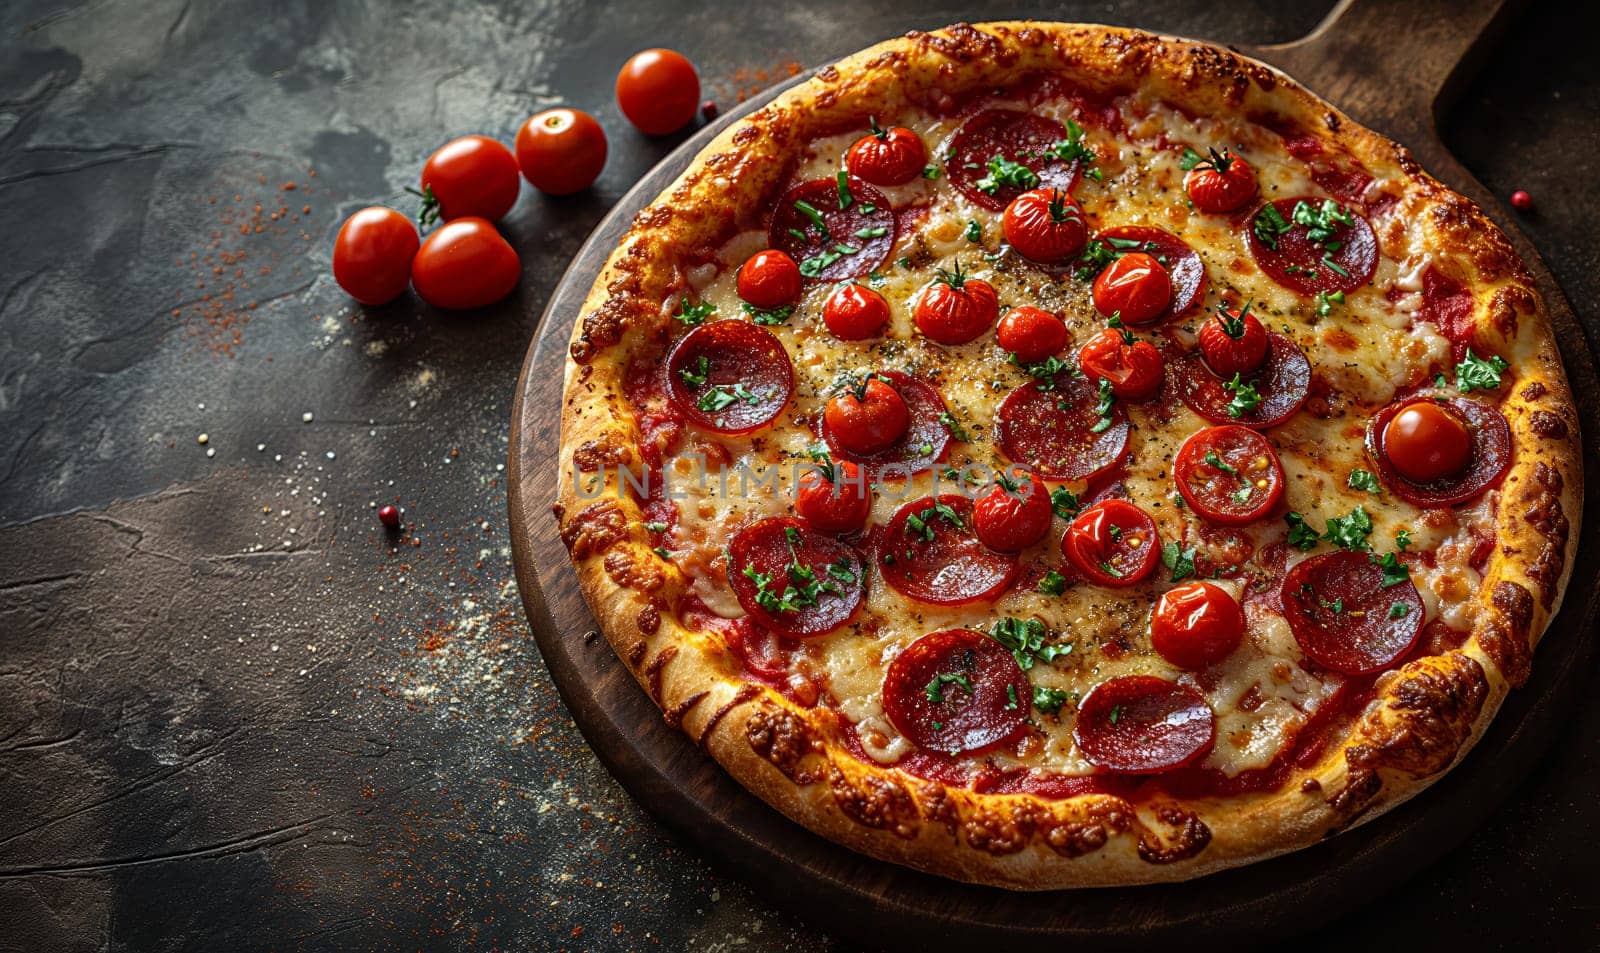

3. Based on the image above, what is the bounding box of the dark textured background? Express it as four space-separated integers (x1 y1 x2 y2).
0 1 1594 950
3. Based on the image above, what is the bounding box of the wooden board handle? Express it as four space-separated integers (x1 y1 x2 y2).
1248 0 1517 146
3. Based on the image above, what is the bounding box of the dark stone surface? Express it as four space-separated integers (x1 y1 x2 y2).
0 1 1592 950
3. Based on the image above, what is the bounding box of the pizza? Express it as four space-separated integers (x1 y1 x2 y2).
551 22 1581 888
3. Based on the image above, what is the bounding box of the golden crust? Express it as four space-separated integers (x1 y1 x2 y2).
551 21 1583 888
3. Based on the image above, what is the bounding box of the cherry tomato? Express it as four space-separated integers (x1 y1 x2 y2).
996 306 1066 364
824 376 910 456
415 135 520 226
410 217 519 310
1197 302 1269 377
332 207 419 305
913 264 998 345
1184 147 1258 214
823 283 890 340
737 249 802 309
846 121 927 187
1172 425 1286 526
1001 188 1087 262
616 49 700 136
1382 401 1473 482
1061 499 1160 588
1151 582 1246 670
973 468 1053 553
516 108 607 195
1077 325 1164 400
1091 252 1171 324
796 457 872 534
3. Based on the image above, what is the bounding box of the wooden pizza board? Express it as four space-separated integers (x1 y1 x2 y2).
507 1 1600 946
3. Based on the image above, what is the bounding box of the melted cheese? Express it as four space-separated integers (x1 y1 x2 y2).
642 88 1498 780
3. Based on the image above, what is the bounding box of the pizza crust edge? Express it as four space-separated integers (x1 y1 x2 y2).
549 21 1583 889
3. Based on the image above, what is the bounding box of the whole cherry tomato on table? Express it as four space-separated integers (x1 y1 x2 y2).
1002 188 1087 262
1061 499 1160 587
411 217 520 310
516 108 607 195
1382 401 1473 482
1197 301 1269 377
332 207 419 306
414 135 520 225
996 306 1066 364
823 283 890 340
1151 581 1246 670
1092 252 1172 324
616 49 700 135
737 249 802 309
913 263 998 345
824 375 909 456
1183 146 1258 213
846 119 927 187
1077 321 1164 400
973 468 1053 553
795 457 872 534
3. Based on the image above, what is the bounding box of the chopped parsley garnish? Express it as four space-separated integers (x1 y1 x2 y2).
1039 119 1099 178
793 199 829 237
1072 238 1118 280
975 154 1038 195
741 302 794 325
1098 560 1125 579
677 354 711 389
1347 469 1382 494
1455 348 1509 393
653 547 672 559
1222 373 1262 418
1373 551 1410 587
1322 505 1374 551
937 411 970 441
1204 450 1238 475
1090 378 1116 433
854 225 887 240
644 521 669 533
826 560 858 584
1321 254 1351 278
696 382 759 412
1032 685 1072 715
1388 602 1411 619
833 243 860 256
1161 542 1197 582
1395 528 1413 551
1292 198 1355 245
1050 487 1082 520
1108 704 1123 725
1315 290 1345 317
905 501 964 542
798 249 843 277
835 170 852 210
1015 353 1071 388
672 297 716 326
1105 235 1144 250
921 164 941 180
1037 570 1067 595
1252 203 1293 249
964 220 982 242
924 671 974 704
990 617 1073 671
1005 684 1019 711
1231 486 1254 507
1284 512 1321 551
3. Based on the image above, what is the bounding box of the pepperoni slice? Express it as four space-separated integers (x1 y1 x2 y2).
1073 676 1216 774
726 517 867 637
942 109 1081 211
1172 331 1309 428
1172 425 1286 526
880 495 1018 606
1282 550 1424 675
821 370 952 478
996 369 1130 481
769 177 896 282
1365 396 1512 507
882 628 1030 755
665 320 794 434
1247 196 1377 295
1097 226 1207 323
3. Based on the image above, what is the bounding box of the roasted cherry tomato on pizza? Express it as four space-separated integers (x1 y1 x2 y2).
410 217 520 310
1077 322 1164 400
616 48 701 135
913 263 998 345
1198 301 1269 377
1061 499 1160 587
996 306 1066 364
415 135 520 225
1365 396 1511 506
516 108 607 195
1382 401 1473 482
1183 146 1258 213
822 283 890 340
1173 425 1286 526
972 468 1053 553
737 249 802 309
1091 252 1172 324
824 374 910 456
847 118 928 186
796 456 872 535
1002 187 1087 262
332 207 419 306
1151 581 1245 670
